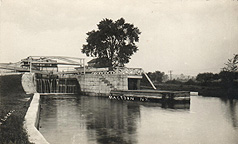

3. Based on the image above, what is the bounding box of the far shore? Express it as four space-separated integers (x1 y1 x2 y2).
141 83 238 99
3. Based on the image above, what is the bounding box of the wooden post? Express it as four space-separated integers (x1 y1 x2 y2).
30 62 32 73
65 79 67 93
83 59 85 75
49 79 52 93
56 79 59 93
137 79 141 90
40 80 43 93
143 72 156 90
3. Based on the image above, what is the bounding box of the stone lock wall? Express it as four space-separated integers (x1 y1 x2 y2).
77 73 128 96
24 93 49 144
21 72 130 96
21 73 37 94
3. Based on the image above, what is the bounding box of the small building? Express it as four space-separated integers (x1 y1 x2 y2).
21 56 58 72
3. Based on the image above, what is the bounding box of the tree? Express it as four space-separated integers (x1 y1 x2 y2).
146 71 166 83
223 54 238 72
219 54 238 87
196 73 215 84
154 71 166 83
184 79 196 85
82 18 141 69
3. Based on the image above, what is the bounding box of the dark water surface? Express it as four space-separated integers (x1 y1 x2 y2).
39 95 238 144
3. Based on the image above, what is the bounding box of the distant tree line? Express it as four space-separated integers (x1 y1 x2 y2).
195 71 238 87
142 70 238 87
195 54 238 88
142 54 238 98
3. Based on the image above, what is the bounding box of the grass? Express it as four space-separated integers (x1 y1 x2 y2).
0 74 33 144
142 83 238 99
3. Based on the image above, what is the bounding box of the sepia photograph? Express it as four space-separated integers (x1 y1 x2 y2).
0 0 238 143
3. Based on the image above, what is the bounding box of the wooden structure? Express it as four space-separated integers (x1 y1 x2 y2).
16 56 85 94
0 56 86 75
110 90 190 103
21 56 85 75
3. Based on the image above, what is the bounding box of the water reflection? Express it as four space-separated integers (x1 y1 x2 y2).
229 100 238 128
221 98 238 129
138 101 190 110
40 96 141 144
77 97 140 144
39 96 238 144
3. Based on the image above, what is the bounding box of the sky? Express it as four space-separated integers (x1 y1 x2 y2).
0 0 238 76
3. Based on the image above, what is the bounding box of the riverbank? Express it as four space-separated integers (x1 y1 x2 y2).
0 74 33 144
141 83 238 99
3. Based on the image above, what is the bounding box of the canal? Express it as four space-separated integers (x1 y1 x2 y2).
39 95 238 144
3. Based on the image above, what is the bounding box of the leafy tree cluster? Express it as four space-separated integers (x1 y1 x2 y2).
82 18 141 69
196 73 219 84
142 71 167 85
222 54 238 72
147 71 168 83
196 54 238 87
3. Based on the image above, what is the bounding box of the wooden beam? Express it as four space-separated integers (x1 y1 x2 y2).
31 62 81 65
143 72 157 90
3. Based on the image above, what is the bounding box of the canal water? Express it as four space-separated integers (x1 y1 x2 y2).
39 96 238 144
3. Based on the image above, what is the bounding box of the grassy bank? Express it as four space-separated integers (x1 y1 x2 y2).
141 83 238 99
0 74 32 144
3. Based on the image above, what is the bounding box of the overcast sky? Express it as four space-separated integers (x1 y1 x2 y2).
0 0 238 75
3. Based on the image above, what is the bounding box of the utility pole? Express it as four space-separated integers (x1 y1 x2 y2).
168 70 173 80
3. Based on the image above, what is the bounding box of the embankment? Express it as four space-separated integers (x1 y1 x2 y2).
0 74 32 143
24 93 49 144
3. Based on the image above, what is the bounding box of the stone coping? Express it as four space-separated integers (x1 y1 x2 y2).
24 93 49 144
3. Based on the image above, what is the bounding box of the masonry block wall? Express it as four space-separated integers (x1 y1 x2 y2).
22 73 37 94
77 74 128 96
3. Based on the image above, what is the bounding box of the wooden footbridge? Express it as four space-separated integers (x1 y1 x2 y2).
0 56 86 75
